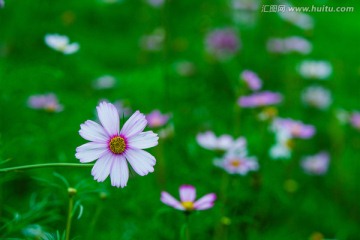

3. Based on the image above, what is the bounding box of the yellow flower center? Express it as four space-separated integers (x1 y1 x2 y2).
181 201 194 211
109 136 126 154
285 139 294 149
230 159 242 167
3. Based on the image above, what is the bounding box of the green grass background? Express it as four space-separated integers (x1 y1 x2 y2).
1 0 360 239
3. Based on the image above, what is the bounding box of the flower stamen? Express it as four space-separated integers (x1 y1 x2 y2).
109 136 126 154
181 201 194 211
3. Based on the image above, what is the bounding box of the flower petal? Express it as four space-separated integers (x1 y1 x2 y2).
120 111 147 138
179 185 196 202
110 155 129 188
161 191 184 210
91 153 113 182
75 142 108 163
194 193 216 210
79 120 109 142
125 149 155 176
96 102 120 136
127 131 159 149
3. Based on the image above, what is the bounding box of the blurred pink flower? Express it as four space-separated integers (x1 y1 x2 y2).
301 152 330 175
76 102 158 188
206 28 240 59
140 28 165 51
27 93 63 112
196 131 246 151
161 185 216 211
273 118 315 139
240 70 262 91
214 148 258 175
146 110 170 128
350 112 360 130
238 91 282 108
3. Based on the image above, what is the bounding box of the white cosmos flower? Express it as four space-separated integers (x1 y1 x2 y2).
45 34 79 54
298 60 332 80
76 102 159 188
302 85 332 110
269 129 292 159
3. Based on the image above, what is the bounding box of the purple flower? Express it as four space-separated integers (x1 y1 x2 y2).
350 112 360 130
99 99 132 118
273 118 315 139
238 91 282 108
27 93 63 112
76 102 159 188
301 152 330 175
146 110 170 128
161 185 216 211
206 28 240 59
240 70 262 91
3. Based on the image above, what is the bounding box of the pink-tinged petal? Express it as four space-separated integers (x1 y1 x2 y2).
75 142 108 163
91 153 113 182
161 191 185 210
195 202 214 210
125 149 155 176
120 111 147 138
110 156 129 188
79 120 109 142
194 193 216 210
179 185 196 202
96 102 120 136
127 131 159 149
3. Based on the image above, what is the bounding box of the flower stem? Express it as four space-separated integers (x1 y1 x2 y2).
0 163 94 173
181 213 190 240
65 188 76 240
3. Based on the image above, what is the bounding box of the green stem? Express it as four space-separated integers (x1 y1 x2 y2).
0 163 94 173
65 194 75 240
182 214 190 240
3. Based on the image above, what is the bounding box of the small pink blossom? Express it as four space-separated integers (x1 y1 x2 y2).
240 70 262 91
76 102 159 188
196 131 246 152
146 110 170 128
27 93 63 112
161 185 216 211
273 118 315 139
238 91 282 108
350 112 360 130
301 152 330 175
214 149 258 175
206 28 240 59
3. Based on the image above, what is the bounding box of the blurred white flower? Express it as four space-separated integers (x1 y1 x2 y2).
0 0 4 8
214 143 258 175
267 36 312 54
147 0 164 7
298 60 332 79
140 28 165 51
335 109 350 124
231 0 260 26
197 131 246 152
44 34 79 54
302 85 332 110
93 75 117 90
269 129 292 159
